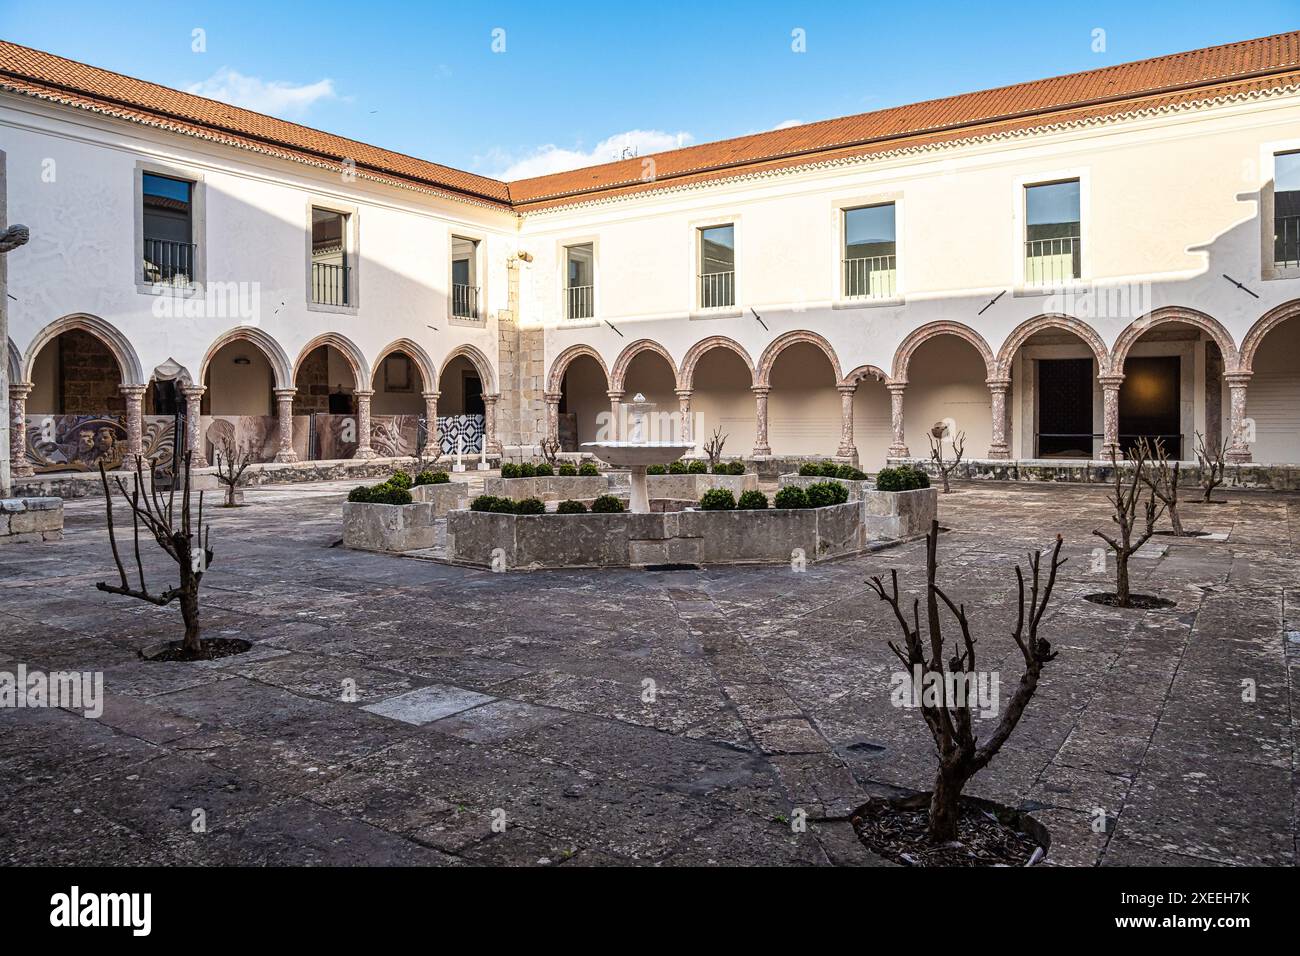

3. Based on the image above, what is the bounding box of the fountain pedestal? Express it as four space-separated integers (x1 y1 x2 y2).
581 394 692 514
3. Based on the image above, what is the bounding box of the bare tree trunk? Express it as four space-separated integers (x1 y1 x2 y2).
1168 505 1184 537
940 471 951 494
1115 556 1130 608
929 763 967 842
225 484 238 507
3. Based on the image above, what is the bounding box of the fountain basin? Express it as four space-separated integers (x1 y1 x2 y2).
581 440 694 513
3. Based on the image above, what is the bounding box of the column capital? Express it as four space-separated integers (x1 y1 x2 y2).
750 385 771 396
353 389 375 400
674 388 693 399
886 381 908 394
9 380 34 399
119 383 149 398
836 383 858 395
483 393 499 405
422 390 441 401
1097 374 1125 388
984 377 1012 392
606 390 625 401
544 391 563 403
1223 371 1253 387
274 387 297 400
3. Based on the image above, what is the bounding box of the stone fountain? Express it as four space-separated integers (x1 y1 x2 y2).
581 394 692 513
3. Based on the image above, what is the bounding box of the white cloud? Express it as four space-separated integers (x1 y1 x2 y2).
488 129 694 180
186 67 337 118
771 118 803 130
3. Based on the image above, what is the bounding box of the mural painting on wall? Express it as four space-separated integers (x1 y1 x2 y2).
203 416 280 463
438 414 484 456
369 415 420 458
21 415 176 473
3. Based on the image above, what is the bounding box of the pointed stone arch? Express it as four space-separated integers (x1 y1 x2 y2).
678 336 755 390
439 343 497 395
996 313 1110 378
21 313 144 385
547 343 609 394
374 338 436 392
293 332 370 390
1239 298 1300 374
610 339 679 393
756 330 843 387
200 326 293 389
841 364 889 387
891 321 995 383
6 336 20 383
1110 306 1238 374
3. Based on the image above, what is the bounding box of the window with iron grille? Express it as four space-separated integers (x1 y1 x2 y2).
1275 151 1300 269
843 204 896 299
697 224 735 309
1024 179 1080 285
451 236 481 319
565 243 594 320
311 207 350 306
142 173 195 285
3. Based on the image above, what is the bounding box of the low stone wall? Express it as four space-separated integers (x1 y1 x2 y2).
646 472 758 499
445 493 930 571
13 469 152 500
342 501 440 552
0 496 64 545
482 471 758 503
481 475 611 501
409 481 469 516
779 473 875 501
893 457 1300 491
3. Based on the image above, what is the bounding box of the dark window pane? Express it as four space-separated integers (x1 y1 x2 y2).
1026 180 1080 240
699 225 734 274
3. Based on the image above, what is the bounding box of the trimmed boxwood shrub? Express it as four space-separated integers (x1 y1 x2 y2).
516 496 546 515
578 461 600 477
711 461 745 475
414 470 450 485
556 499 587 514
558 463 577 477
876 465 931 491
806 481 850 508
471 495 517 513
590 494 624 513
687 460 708 474
668 460 688 475
737 489 769 510
518 462 537 478
348 481 411 505
500 462 521 479
534 463 554 477
774 486 809 509
646 464 667 475
699 488 737 510
389 470 413 489
347 485 373 503
797 462 821 477
836 464 868 481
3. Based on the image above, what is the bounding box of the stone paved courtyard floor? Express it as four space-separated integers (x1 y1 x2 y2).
1 478 1296 866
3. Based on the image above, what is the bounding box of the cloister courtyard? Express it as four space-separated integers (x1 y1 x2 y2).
0 477 1295 867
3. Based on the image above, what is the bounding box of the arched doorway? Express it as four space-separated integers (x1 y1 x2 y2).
619 349 678 442
902 335 992 461
24 328 127 471
999 321 1108 459
293 338 366 460
1240 312 1300 463
683 344 755 457
851 373 892 470
203 340 277 462
556 354 608 449
767 342 841 457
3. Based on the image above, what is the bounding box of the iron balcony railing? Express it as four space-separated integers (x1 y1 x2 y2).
452 283 480 319
843 255 897 299
1276 215 1300 269
566 284 594 320
1024 236 1081 285
312 261 351 307
698 271 735 310
143 237 196 285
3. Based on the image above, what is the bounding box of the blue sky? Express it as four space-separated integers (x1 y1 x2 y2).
2 1 1296 179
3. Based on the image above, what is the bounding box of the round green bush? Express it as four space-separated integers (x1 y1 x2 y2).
797 462 820 477
556 499 587 514
806 481 849 508
668 460 688 475
534 463 554 477
876 465 931 492
413 470 434 486
347 485 373 503
835 464 867 481
578 462 600 477
369 485 412 505
699 488 737 510
590 494 624 513
819 461 842 478
712 461 745 475
737 489 769 510
471 495 516 513
500 463 521 479
389 470 413 489
687 460 708 474
558 463 577 477
773 486 809 509
646 464 667 475
428 471 450 484
515 496 546 515
518 463 537 478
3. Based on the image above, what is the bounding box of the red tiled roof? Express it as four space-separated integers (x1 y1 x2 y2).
2 32 1298 212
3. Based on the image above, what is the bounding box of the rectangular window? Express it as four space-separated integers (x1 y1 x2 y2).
697 224 735 309
311 207 350 306
451 236 480 319
1024 179 1080 285
1275 151 1300 269
142 173 194 285
565 243 594 320
843 204 896 299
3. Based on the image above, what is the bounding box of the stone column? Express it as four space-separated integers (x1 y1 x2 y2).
483 393 501 455
606 389 624 442
1098 374 1124 460
986 378 1011 459
752 386 771 457
178 384 207 466
544 391 562 445
675 388 693 446
120 384 147 464
836 384 857 459
886 383 909 458
1225 372 1253 463
9 381 34 478
274 387 299 463
353 389 377 459
421 390 441 459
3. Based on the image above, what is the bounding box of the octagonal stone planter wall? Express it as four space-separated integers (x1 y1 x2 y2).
862 487 937 539
778 473 875 501
481 475 610 501
409 481 469 515
343 500 440 552
483 472 757 504
647 472 758 499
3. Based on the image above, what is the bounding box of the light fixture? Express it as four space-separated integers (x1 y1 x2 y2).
233 356 251 365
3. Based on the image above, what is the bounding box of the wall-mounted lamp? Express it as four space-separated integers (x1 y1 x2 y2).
233 356 251 366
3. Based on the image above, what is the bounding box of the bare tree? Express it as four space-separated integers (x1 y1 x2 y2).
927 422 965 494
869 520 1064 843
214 434 254 507
96 441 213 656
1194 430 1228 503
1093 446 1164 607
702 426 727 467
1135 437 1185 535
539 436 562 467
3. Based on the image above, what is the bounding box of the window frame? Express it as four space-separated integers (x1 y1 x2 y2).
134 160 206 296
688 214 742 319
1014 171 1088 294
831 191 903 309
448 231 487 326
305 199 360 314
558 238 599 326
1261 139 1300 281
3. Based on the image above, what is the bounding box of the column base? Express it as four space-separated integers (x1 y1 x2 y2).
353 448 379 461
887 445 910 458
836 443 858 459
273 450 299 464
752 446 771 458
11 462 35 479
420 444 441 461
1226 447 1253 463
986 444 1010 460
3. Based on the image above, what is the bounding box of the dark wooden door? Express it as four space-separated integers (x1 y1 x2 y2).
1037 358 1093 457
